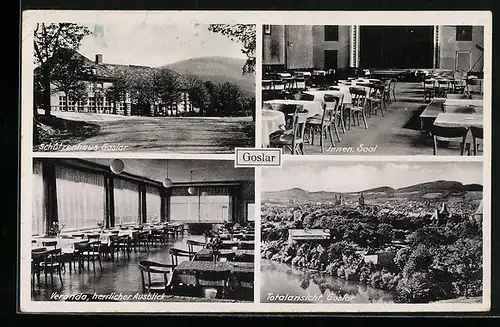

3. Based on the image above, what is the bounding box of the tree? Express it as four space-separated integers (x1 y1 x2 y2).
50 51 89 111
184 74 211 115
105 76 128 114
34 23 91 116
153 68 182 116
208 24 256 75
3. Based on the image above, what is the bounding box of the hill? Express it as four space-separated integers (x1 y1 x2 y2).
262 180 482 203
163 56 255 97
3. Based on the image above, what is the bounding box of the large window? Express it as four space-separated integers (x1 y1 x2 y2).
146 185 161 223
200 195 232 222
170 196 199 221
32 161 44 236
114 178 140 226
55 166 105 231
324 25 339 41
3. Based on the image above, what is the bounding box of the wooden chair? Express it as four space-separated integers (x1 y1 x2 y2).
195 269 232 299
187 240 206 255
431 125 469 155
79 240 102 273
133 231 150 252
169 248 194 267
306 96 342 153
138 260 175 293
31 248 47 290
346 87 368 129
110 235 131 260
237 270 254 300
367 84 386 117
389 78 397 102
269 113 307 155
149 229 166 247
471 126 483 156
466 78 483 96
40 248 63 286
423 80 435 103
383 79 392 104
216 251 236 262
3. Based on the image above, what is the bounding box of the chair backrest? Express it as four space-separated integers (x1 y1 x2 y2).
32 247 47 254
42 241 58 249
467 78 482 86
235 253 255 263
87 234 100 240
44 248 62 265
87 240 101 252
72 233 84 239
187 240 206 253
169 248 193 266
238 242 255 250
423 80 435 89
137 260 173 292
294 92 314 101
349 87 368 108
431 125 469 139
291 113 307 149
470 126 484 139
110 230 120 235
217 251 236 262
321 96 339 126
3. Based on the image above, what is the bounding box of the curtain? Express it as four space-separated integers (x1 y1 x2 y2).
32 161 44 236
114 178 140 226
247 202 256 221
170 196 199 221
200 195 231 222
145 185 161 223
55 166 105 231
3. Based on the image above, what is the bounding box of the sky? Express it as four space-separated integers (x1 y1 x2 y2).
262 161 483 193
77 23 247 67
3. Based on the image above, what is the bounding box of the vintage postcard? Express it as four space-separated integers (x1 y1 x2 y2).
19 10 491 313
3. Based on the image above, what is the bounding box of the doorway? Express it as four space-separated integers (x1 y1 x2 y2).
324 50 338 70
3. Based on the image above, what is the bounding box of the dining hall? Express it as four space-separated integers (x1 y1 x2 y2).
261 25 485 155
30 158 255 302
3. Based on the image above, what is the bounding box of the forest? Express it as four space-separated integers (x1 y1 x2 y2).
261 202 483 303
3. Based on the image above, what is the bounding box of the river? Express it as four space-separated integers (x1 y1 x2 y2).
261 259 394 303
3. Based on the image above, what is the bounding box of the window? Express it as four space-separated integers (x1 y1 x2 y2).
200 195 232 222
55 166 105 231
58 96 66 110
146 185 161 223
324 25 339 41
170 196 199 221
96 97 104 112
32 161 44 236
88 97 95 112
67 98 75 111
104 98 111 113
246 202 256 222
114 178 140 226
456 26 473 41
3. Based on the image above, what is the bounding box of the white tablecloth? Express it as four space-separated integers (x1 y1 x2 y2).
263 99 323 117
304 90 351 106
261 109 286 147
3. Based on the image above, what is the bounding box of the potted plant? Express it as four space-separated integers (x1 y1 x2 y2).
48 222 65 237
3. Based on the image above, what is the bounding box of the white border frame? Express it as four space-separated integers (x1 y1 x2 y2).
20 10 492 313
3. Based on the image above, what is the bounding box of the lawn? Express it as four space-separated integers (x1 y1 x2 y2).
34 111 255 153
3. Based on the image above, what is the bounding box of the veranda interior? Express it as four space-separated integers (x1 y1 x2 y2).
30 158 255 302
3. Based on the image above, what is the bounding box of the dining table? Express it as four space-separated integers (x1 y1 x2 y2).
193 248 254 262
261 109 286 147
170 260 254 288
263 99 323 118
433 113 483 129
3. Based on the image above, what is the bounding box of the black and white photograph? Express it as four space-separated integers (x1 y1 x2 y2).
30 158 255 302
261 25 485 155
261 161 484 304
32 22 256 153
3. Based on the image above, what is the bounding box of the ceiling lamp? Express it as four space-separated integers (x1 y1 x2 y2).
188 187 196 195
163 160 172 188
110 159 125 174
201 191 208 196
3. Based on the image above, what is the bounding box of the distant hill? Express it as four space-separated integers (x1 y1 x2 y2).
262 180 482 203
163 56 255 97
